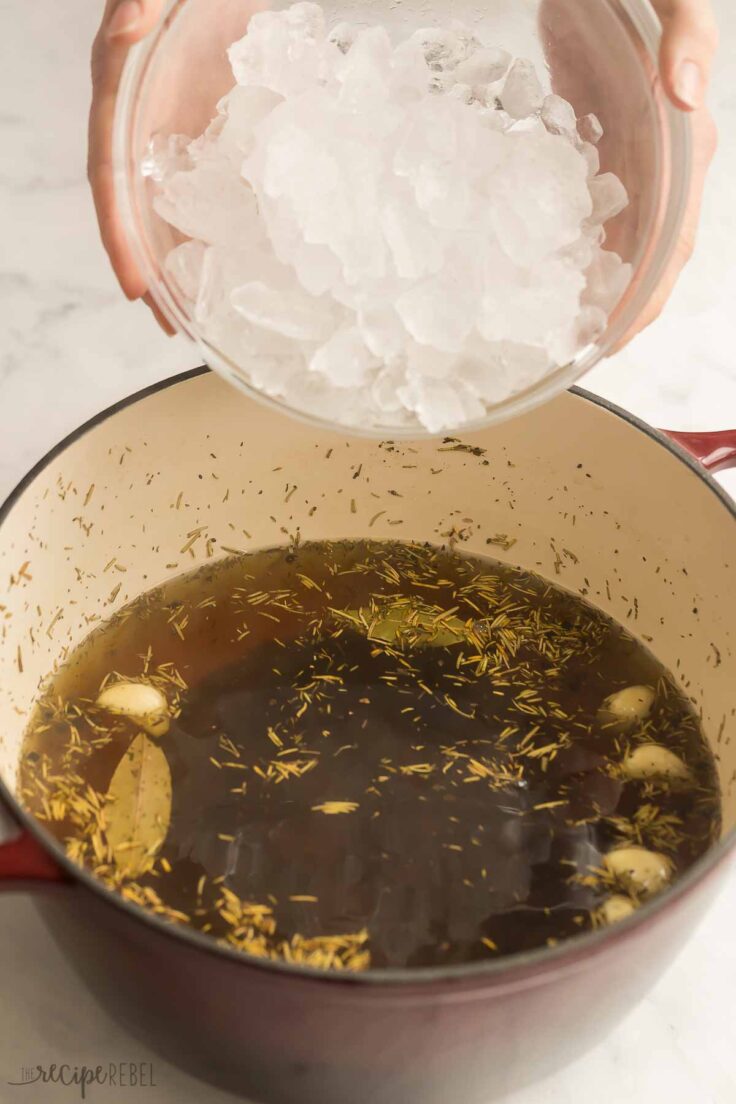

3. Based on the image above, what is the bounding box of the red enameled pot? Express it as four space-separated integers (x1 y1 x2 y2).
0 369 733 1103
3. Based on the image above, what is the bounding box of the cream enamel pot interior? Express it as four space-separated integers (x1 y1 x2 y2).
0 368 733 1104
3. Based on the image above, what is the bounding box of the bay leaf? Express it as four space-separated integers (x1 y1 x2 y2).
337 602 467 648
105 733 172 877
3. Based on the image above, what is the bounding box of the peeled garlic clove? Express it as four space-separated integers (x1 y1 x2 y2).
599 685 655 729
96 681 170 737
599 894 637 925
622 744 692 784
604 846 673 897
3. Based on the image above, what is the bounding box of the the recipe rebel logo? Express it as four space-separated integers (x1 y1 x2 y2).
7 1062 157 1098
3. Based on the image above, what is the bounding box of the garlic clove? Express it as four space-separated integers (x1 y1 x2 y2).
604 846 673 897
622 743 692 784
96 681 170 737
599 685 655 729
598 894 637 925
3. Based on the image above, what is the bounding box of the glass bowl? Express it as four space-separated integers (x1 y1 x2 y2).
114 0 691 438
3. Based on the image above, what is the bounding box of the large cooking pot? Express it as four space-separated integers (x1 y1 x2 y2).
0 369 733 1103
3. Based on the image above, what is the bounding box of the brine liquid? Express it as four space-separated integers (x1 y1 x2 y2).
20 540 720 969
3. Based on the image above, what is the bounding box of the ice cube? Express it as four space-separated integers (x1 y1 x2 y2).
586 223 606 248
547 304 607 365
578 113 603 145
394 97 484 231
231 280 337 341
490 127 592 266
141 133 192 182
451 381 487 428
576 303 608 345
274 365 361 424
583 248 632 313
505 115 544 136
201 306 301 373
478 106 511 132
380 192 447 279
187 112 229 167
580 141 600 178
358 306 408 360
283 2 325 40
377 405 416 430
249 118 345 261
459 340 550 403
195 244 289 329
449 82 474 104
500 58 544 119
246 353 303 399
253 116 340 202
427 72 449 96
397 377 484 433
292 241 342 297
408 26 476 73
215 86 283 163
588 172 629 224
394 96 453 180
336 26 393 110
479 253 585 348
250 88 392 284
309 327 378 387
371 363 409 413
153 164 262 246
406 341 456 380
454 46 511 88
561 234 596 271
327 20 357 55
328 264 405 313
541 94 577 138
194 246 232 325
396 255 480 353
391 38 433 98
165 240 207 301
227 3 326 96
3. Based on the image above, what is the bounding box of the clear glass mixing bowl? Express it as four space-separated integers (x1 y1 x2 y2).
114 0 691 438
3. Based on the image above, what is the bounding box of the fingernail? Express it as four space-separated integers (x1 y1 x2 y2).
675 59 704 110
107 0 142 40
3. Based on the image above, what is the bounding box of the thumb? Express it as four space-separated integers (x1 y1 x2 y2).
102 0 163 48
654 0 718 111
91 1 164 110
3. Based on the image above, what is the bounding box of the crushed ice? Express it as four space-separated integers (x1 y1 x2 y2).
151 3 631 434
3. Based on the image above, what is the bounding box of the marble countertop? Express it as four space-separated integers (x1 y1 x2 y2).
1 1 734 1101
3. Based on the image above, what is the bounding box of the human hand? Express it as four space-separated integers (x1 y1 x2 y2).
88 0 174 333
637 0 718 338
89 0 258 333
540 0 718 347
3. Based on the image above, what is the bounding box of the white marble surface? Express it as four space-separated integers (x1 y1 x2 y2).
0 1 734 1101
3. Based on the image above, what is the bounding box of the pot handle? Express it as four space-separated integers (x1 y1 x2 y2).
662 429 736 474
0 804 69 887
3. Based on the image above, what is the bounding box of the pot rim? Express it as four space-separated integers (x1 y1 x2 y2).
1 367 733 989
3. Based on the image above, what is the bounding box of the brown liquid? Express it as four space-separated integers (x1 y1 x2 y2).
20 540 720 968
